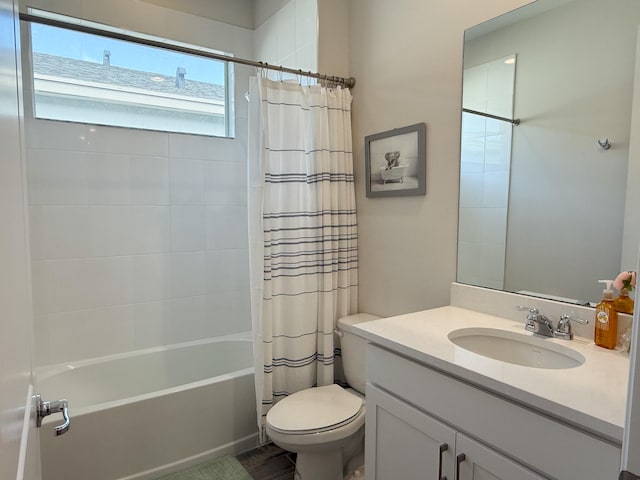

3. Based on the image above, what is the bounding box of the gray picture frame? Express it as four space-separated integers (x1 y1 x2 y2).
364 122 426 198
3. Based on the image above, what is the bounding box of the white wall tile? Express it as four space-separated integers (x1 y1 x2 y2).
483 171 510 208
296 44 317 72
31 206 91 260
27 149 88 205
130 156 170 206
130 207 171 254
86 152 131 205
25 119 87 151
47 307 136 364
168 295 207 343
38 260 94 313
206 205 248 250
31 261 47 316
481 242 506 284
83 124 168 157
169 133 238 161
205 249 250 294
170 252 205 298
132 301 171 350
205 160 246 206
277 1 297 61
205 292 250 336
132 254 170 303
459 173 483 209
295 0 317 49
33 315 51 366
170 206 206 252
457 207 483 244
170 158 205 205
480 208 508 245
254 19 278 65
89 207 134 257
90 257 135 309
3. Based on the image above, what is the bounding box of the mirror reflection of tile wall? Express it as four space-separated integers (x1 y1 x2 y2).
458 55 515 290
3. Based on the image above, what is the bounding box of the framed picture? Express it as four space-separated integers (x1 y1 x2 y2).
364 122 426 198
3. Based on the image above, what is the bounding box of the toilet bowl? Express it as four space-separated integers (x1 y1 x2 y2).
265 313 381 480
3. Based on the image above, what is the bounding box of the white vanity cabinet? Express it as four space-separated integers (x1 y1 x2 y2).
366 384 544 480
365 344 622 480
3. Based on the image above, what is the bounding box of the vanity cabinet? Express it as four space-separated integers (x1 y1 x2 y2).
365 344 622 480
366 384 544 480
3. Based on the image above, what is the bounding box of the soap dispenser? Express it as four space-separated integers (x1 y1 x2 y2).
594 280 618 350
613 271 635 315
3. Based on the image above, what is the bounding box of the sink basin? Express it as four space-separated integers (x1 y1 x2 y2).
448 327 585 369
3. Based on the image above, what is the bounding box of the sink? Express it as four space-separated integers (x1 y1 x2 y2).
448 327 585 369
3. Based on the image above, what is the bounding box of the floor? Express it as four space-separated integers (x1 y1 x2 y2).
236 443 296 480
157 444 296 480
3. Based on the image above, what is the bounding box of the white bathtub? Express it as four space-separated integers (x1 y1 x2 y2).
38 333 258 480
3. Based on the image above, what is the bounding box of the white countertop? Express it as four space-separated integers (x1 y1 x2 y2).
353 305 630 443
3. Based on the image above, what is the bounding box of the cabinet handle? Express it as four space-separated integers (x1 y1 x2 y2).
456 453 466 480
438 443 448 480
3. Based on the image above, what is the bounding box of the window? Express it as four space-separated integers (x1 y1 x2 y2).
28 12 233 137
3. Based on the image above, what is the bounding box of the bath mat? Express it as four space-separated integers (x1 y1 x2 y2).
157 455 252 480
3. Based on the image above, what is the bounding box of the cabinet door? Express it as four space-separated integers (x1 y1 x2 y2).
366 384 456 480
456 434 545 480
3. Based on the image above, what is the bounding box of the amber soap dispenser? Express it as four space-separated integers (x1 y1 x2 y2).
594 280 618 350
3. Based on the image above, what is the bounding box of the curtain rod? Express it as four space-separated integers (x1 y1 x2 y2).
19 12 356 89
462 108 520 126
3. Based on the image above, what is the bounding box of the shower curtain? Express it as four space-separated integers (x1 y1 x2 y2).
247 77 358 440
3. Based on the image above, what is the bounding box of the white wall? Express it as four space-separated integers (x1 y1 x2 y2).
140 0 255 29
22 0 254 366
253 0 317 75
465 0 639 302
348 0 532 317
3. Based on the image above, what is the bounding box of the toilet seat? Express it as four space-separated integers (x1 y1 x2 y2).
267 385 363 435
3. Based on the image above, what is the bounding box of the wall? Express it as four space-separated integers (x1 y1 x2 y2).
140 0 254 29
253 0 317 75
465 0 639 302
458 56 515 290
23 0 254 366
348 0 531 317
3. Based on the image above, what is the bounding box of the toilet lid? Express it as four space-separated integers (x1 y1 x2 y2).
267 384 363 433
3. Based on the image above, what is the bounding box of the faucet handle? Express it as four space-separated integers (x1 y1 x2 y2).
516 306 539 315
559 313 588 325
555 313 589 340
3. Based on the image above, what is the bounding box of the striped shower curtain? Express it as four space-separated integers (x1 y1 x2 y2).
247 77 358 440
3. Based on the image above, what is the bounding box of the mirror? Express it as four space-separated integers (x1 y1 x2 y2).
458 0 640 305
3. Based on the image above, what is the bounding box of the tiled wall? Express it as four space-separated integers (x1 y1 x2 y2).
27 123 251 366
457 56 515 290
253 0 317 78
23 1 255 367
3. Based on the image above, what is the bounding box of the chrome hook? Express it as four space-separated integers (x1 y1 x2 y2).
597 138 611 150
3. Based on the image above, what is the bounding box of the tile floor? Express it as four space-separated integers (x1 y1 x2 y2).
236 444 296 480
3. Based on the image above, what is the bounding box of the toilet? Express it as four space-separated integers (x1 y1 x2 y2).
265 313 380 480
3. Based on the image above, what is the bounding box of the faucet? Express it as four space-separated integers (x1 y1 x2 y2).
554 313 589 340
518 306 555 337
516 307 589 340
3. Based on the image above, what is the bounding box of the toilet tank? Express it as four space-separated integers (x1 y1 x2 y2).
337 313 381 394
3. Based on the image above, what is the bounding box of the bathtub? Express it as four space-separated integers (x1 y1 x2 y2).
379 164 408 184
37 333 258 480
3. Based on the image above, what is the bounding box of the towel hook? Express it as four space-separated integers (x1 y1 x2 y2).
597 138 611 150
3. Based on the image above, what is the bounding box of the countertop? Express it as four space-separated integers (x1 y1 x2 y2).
352 305 630 444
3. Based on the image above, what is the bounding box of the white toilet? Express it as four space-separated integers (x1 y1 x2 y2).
265 313 380 480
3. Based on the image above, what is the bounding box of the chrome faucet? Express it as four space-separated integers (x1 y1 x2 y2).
518 307 555 337
554 313 589 340
516 306 589 340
